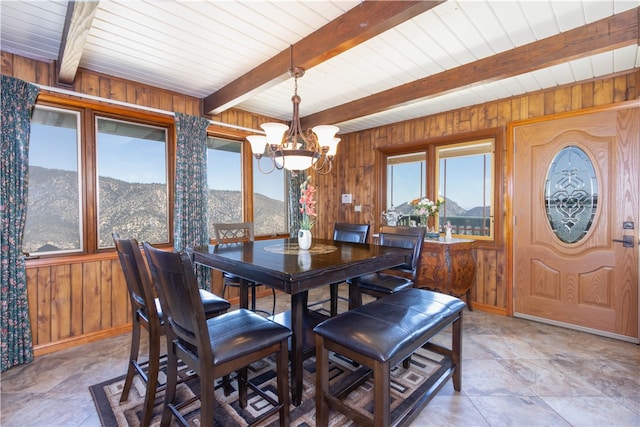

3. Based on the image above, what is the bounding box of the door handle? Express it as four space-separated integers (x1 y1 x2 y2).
612 235 634 248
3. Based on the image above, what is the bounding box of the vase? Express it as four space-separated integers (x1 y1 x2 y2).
298 229 312 250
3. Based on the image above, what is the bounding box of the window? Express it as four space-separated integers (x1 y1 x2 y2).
206 136 288 238
207 137 243 235
253 157 286 236
386 153 426 210
24 106 82 255
436 139 494 239
96 117 169 248
382 130 501 244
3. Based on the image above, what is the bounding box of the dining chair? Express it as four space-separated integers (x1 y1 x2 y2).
212 222 276 316
351 225 426 305
143 242 291 427
113 234 231 427
306 223 370 317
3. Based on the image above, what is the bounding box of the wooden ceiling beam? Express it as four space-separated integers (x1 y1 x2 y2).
203 1 443 115
56 1 99 85
301 7 639 129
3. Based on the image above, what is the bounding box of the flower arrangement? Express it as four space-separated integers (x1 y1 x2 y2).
299 176 316 230
409 196 444 225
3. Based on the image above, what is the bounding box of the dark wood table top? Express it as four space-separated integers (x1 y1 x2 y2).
191 237 412 295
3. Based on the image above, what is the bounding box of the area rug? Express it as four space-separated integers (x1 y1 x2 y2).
90 348 444 426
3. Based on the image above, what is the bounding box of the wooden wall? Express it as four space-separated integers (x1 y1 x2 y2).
2 50 639 352
311 69 640 315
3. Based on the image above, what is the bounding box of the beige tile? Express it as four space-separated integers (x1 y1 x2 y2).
542 397 639 426
470 395 572 426
410 394 490 426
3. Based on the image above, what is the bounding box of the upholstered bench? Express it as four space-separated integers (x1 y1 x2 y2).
313 288 466 427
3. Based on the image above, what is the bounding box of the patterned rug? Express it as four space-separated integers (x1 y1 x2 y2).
89 348 444 426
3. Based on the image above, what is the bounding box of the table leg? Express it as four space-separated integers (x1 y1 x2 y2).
239 278 249 309
290 292 304 406
348 277 362 310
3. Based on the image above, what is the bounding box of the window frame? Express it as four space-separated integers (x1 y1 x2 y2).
435 138 495 241
377 128 504 249
27 94 176 258
94 114 171 249
25 104 84 256
204 126 290 240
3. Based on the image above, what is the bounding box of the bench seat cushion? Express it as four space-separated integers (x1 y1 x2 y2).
313 288 466 363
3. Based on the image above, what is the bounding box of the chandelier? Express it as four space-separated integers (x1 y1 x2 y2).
247 66 340 175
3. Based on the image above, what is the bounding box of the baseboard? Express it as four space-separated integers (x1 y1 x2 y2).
33 324 131 357
469 301 507 316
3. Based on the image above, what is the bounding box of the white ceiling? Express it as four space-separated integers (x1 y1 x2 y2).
2 0 639 134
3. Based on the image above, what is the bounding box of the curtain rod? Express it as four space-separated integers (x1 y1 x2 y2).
35 83 262 134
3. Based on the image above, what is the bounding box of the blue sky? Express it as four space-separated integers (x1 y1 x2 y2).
389 156 488 210
30 123 483 208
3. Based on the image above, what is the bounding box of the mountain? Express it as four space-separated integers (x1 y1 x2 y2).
23 166 284 253
393 197 486 217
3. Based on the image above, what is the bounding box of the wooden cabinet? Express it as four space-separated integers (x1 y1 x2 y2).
415 238 475 308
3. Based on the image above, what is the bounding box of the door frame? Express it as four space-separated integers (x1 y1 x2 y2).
506 100 640 340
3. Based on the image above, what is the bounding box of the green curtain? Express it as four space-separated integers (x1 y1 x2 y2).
174 113 211 290
1 75 39 372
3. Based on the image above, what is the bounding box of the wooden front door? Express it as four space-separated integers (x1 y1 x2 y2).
513 107 639 341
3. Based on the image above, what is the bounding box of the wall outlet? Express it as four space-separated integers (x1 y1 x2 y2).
354 205 361 212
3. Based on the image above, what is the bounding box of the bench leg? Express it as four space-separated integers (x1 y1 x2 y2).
373 360 390 427
315 335 330 427
452 313 463 391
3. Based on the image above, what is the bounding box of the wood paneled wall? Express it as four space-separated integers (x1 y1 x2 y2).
2 50 639 352
311 70 639 315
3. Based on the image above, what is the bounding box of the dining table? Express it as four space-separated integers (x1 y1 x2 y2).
190 237 413 406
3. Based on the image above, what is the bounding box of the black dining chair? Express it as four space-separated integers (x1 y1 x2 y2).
212 222 276 316
113 233 231 427
306 223 370 317
143 242 291 427
351 225 426 306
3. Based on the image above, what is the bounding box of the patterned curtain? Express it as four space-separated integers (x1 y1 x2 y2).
174 113 211 290
1 75 39 372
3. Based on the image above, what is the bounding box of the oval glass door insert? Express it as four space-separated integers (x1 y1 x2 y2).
544 145 598 243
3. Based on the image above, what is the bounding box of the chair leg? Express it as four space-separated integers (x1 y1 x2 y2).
141 324 162 427
160 345 178 427
329 283 339 317
120 315 141 402
250 285 257 311
199 371 217 427
238 367 249 408
315 335 330 427
277 340 290 427
271 288 277 316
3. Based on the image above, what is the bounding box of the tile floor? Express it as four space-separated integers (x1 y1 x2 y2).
2 286 639 427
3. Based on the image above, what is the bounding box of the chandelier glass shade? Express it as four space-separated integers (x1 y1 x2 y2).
247 67 340 174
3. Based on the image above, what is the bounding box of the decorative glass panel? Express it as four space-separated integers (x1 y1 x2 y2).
545 146 597 243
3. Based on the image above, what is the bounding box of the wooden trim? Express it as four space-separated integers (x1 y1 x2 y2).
471 302 508 316
375 127 505 249
33 324 131 357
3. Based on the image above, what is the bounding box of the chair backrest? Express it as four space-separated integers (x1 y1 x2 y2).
378 226 426 278
212 222 254 244
112 233 159 322
143 243 212 362
333 222 370 243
